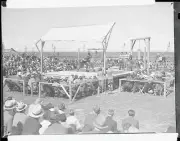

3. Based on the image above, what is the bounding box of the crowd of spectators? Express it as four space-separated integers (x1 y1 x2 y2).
3 54 78 77
3 97 140 136
3 53 174 78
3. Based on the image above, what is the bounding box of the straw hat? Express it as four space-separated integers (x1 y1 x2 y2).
34 98 43 105
4 100 17 110
16 102 28 112
42 102 54 111
28 104 44 118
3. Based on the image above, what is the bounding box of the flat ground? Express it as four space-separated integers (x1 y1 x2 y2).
3 85 175 133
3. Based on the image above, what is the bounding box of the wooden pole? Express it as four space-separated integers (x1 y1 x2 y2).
78 48 80 71
164 82 167 97
103 43 106 75
143 44 146 70
41 41 43 74
31 83 33 96
119 79 122 93
130 40 133 55
38 82 41 98
69 81 72 102
147 38 150 75
23 80 25 96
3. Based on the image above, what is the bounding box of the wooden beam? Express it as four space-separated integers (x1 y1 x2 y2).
146 38 150 75
144 46 147 69
72 84 81 102
60 84 71 99
130 37 151 41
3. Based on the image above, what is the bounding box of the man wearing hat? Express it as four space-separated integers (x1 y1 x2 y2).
3 99 17 136
39 103 54 134
122 110 139 132
22 104 44 135
43 110 74 134
104 109 118 133
28 98 43 115
12 102 28 135
82 105 101 132
92 114 109 133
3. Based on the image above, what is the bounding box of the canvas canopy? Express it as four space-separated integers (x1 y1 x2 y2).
38 22 115 74
3 48 19 56
41 23 115 43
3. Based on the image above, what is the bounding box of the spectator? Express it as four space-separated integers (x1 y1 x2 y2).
22 104 44 135
104 109 118 133
82 105 101 132
12 102 28 135
66 109 82 132
93 114 109 133
57 102 66 114
122 110 139 132
3 99 17 136
43 110 74 134
39 103 54 134
28 98 43 115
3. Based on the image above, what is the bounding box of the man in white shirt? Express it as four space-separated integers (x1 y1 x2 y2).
66 109 82 132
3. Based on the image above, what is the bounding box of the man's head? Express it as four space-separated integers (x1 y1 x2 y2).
128 109 135 117
93 105 101 115
108 109 114 117
69 109 75 116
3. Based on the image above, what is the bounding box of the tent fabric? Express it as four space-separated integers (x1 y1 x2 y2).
41 23 115 43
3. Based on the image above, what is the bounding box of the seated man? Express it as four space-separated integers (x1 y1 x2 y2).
82 105 101 132
122 110 139 132
66 109 82 132
104 109 118 133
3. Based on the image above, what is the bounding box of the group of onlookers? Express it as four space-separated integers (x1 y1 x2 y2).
3 97 140 136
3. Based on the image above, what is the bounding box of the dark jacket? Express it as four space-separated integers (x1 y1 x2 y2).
104 116 118 133
43 122 74 135
22 116 42 135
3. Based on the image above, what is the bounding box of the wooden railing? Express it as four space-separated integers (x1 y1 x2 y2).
118 78 175 97
3 78 25 96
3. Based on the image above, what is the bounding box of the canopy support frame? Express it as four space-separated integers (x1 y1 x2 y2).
130 37 151 74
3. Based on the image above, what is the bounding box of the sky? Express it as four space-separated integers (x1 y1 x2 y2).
2 3 174 52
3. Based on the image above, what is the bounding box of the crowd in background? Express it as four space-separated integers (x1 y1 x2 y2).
3 97 141 136
3 53 174 78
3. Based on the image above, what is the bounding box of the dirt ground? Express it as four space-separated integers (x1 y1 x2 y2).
3 87 176 133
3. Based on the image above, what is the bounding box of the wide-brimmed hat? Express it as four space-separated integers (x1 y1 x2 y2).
4 100 17 110
93 114 108 130
4 96 13 102
34 98 43 105
28 104 44 118
42 102 54 111
16 102 28 112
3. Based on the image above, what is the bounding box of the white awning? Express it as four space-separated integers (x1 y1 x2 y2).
41 22 115 43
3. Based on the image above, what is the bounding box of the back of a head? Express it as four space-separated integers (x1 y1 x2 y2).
128 109 135 117
93 105 101 115
69 109 75 116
